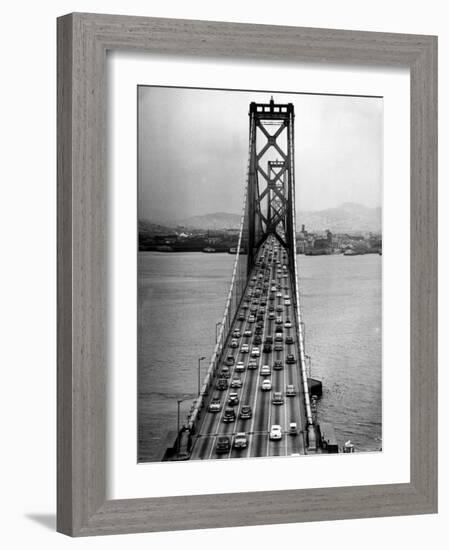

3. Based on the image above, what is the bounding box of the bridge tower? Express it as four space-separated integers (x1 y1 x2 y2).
247 98 296 276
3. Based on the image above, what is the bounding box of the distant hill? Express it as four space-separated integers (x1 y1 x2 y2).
176 212 242 230
141 203 381 233
297 203 381 233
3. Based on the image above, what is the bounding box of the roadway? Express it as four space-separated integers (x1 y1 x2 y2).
189 236 307 460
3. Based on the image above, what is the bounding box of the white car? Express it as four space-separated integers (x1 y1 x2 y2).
233 432 248 449
276 292 282 298
269 425 283 440
235 361 245 372
285 300 291 306
284 320 292 328
241 344 249 353
248 315 256 323
261 379 272 391
251 347 260 357
260 364 271 376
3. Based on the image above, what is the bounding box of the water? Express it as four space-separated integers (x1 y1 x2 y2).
138 251 382 461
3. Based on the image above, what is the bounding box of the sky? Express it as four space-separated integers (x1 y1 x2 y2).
138 86 382 223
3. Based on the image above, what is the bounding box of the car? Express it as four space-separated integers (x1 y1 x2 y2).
274 343 283 352
275 333 283 342
261 379 272 391
272 391 284 405
285 299 291 306
276 305 283 312
215 436 231 453
248 315 256 323
284 294 290 300
251 346 260 357
273 359 283 370
256 314 264 322
286 354 296 364
239 405 252 419
289 422 298 435
285 336 294 345
230 378 242 388
228 392 239 406
268 312 275 320
222 407 236 423
263 343 272 353
235 361 245 372
286 384 296 396
255 326 263 335
208 398 222 413
221 365 231 377
230 338 239 348
269 295 275 302
264 335 273 344
238 313 245 321
250 306 257 314
241 302 249 309
284 320 292 328
216 378 228 391
233 432 248 449
268 305 275 312
275 317 283 324
275 325 283 333
248 359 259 370
260 364 271 376
276 292 282 298
269 425 283 440
243 330 252 338
225 355 235 366
241 344 249 354
254 335 262 345
232 330 241 338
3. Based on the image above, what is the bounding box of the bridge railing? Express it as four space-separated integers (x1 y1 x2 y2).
289 112 315 450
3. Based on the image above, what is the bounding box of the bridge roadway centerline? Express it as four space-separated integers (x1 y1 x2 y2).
189 236 307 460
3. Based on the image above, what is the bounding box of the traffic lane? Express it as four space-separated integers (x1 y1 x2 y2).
268 348 287 456
250 375 270 457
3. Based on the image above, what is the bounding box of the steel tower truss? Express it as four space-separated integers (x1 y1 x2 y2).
247 98 296 274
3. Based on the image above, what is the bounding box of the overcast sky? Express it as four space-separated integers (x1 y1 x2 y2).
138 86 382 223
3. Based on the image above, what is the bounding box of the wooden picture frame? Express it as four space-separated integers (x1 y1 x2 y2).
57 12 438 536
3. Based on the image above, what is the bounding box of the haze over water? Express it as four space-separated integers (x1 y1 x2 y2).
138 252 382 462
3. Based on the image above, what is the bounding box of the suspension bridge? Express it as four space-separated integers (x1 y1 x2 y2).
165 98 328 461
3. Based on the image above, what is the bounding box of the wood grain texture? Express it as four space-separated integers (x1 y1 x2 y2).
57 12 438 536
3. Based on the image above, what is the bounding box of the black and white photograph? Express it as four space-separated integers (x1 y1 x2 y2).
137 85 383 462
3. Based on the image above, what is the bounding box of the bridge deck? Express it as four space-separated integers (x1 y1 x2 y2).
190 236 307 460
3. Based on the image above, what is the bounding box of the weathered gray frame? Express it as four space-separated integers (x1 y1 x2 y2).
57 12 438 537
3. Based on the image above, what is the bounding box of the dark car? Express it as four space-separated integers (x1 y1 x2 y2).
238 313 245 321
274 343 283 352
275 325 283 333
255 327 263 335
222 407 236 423
215 436 231 454
286 354 296 364
225 356 235 367
254 335 262 345
264 335 273 344
239 405 252 419
273 359 284 370
263 344 272 354
216 378 228 391
285 336 294 345
228 392 239 406
220 365 231 378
